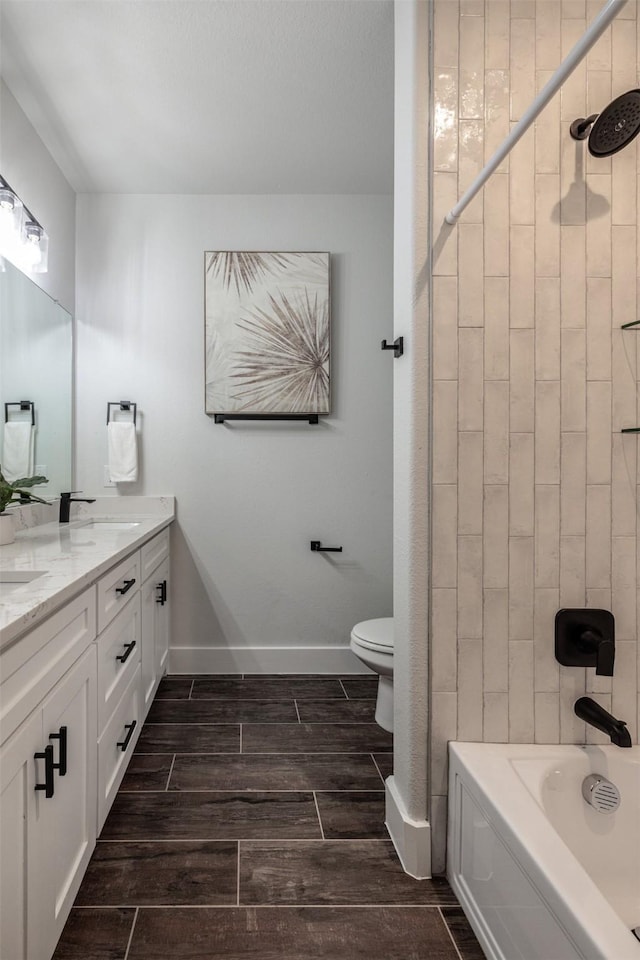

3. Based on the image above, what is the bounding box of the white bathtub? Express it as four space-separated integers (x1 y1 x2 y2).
447 742 640 960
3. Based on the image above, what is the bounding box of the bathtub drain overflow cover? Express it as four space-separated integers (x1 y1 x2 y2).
581 774 621 814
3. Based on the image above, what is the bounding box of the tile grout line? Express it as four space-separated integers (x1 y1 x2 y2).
294 699 302 723
370 754 387 785
165 754 177 791
237 841 241 907
438 906 465 960
312 791 326 839
239 723 243 754
189 679 195 699
122 906 139 960
339 679 350 699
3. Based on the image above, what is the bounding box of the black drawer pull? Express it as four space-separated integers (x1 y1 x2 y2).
116 640 137 664
49 725 67 776
155 580 167 605
34 744 55 798
117 720 137 752
115 578 136 596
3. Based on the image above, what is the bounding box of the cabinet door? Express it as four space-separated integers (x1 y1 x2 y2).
141 558 170 715
154 557 170 679
31 646 97 960
0 711 41 960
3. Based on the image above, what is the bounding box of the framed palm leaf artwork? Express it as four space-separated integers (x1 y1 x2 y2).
205 251 331 417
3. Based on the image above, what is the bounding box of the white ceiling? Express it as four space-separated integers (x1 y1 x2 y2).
0 0 394 195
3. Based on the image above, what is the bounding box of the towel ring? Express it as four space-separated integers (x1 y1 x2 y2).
107 401 137 425
4 401 35 426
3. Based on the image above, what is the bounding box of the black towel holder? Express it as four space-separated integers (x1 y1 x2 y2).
107 401 137 425
4 401 35 425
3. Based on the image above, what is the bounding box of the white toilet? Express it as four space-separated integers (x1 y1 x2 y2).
349 617 394 732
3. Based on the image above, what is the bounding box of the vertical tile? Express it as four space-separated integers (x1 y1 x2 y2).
484 381 510 483
535 278 561 380
560 125 586 225
560 226 586 327
586 175 612 277
612 536 636 639
535 486 560 589
612 225 637 329
459 224 485 323
433 0 460 69
510 329 535 432
459 328 484 429
459 120 485 223
585 25 611 73
509 537 534 639
535 72 561 175
484 277 510 379
430 795 448 876
510 131 536 225
560 432 586 535
510 18 535 121
611 434 636 537
484 70 510 172
561 1 585 16
483 588 509 692
535 175 561 277
486 1 510 69
612 19 637 91
585 278 612 381
511 0 536 17
483 692 509 741
534 691 560 743
432 485 458 588
560 535 586 606
458 536 483 639
586 381 612 484
433 380 459 484
509 640 535 741
509 434 535 536
433 277 459 380
560 19 587 122
535 381 561 484
457 640 484 739
535 2 561 70
432 589 458 692
586 485 611 588
458 432 484 534
560 665 587 743
484 174 510 275
510 225 535 326
433 173 459 276
534 586 560 691
484 485 509 588
431 693 459 792
585 72 612 177
561 329 586 431
434 71 459 173
612 148 637 227
612 641 637 740
459 16 485 119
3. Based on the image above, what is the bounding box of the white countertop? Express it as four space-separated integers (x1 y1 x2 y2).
0 496 175 650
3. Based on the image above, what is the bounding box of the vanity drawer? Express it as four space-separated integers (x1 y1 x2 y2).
97 664 142 831
97 551 140 633
96 594 141 735
140 527 170 581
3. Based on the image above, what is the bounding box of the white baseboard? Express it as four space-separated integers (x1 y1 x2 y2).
385 775 431 878
169 645 374 675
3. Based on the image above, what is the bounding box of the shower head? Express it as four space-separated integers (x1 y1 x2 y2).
570 89 640 156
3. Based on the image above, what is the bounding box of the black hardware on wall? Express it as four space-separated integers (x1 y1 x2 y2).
214 413 319 424
117 720 137 752
381 336 404 358
4 401 35 425
156 580 167 605
555 608 615 676
49 726 67 776
34 744 55 798
107 401 137 425
116 641 137 664
310 540 343 553
115 578 136 596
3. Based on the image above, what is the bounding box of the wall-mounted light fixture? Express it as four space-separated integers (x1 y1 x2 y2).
0 176 48 273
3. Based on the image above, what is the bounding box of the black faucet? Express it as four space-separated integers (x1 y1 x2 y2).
574 696 632 747
59 491 96 523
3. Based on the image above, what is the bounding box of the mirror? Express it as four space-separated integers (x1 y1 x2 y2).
0 258 72 498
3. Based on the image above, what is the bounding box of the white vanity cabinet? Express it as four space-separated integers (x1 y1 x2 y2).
140 528 171 712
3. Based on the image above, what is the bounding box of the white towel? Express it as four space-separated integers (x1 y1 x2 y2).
107 421 138 483
2 422 34 482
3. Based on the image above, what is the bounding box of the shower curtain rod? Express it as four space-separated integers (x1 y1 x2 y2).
444 0 628 225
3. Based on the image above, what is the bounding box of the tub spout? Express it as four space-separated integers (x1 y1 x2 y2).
574 697 632 748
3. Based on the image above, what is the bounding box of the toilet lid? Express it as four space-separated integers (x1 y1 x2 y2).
351 617 394 653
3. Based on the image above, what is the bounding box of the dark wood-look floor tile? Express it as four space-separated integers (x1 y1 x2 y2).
52 908 135 960
341 678 379 699
192 677 347 699
168 753 384 792
133 723 240 754
440 906 486 959
100 792 321 841
127 906 460 959
242 723 392 754
297 699 377 722
75 841 237 906
373 753 393 779
147 699 297 723
119 754 173 791
155 677 193 699
239 841 457 905
315 791 387 839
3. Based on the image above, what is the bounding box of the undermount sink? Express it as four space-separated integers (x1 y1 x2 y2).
77 521 140 530
0 571 48 595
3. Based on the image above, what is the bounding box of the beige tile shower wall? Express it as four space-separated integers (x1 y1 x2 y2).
430 0 640 872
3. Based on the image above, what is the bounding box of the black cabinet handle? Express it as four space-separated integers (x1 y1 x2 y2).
115 578 136 596
155 580 167 605
310 540 343 553
34 744 55 798
117 720 137 752
116 641 137 664
49 726 67 776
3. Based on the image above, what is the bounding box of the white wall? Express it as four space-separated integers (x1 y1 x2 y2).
76 193 393 671
0 81 75 312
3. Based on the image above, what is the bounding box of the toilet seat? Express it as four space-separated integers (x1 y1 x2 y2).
350 617 394 654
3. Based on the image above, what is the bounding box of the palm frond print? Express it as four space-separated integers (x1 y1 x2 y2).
205 252 295 296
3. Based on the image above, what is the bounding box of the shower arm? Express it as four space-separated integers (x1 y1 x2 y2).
444 0 628 226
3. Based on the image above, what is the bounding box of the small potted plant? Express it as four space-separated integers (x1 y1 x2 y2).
0 468 49 545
